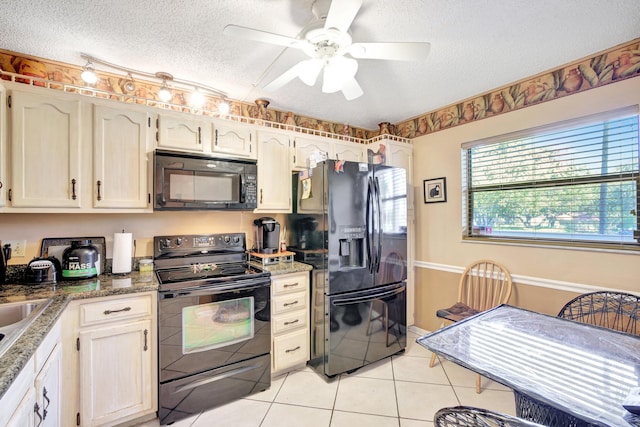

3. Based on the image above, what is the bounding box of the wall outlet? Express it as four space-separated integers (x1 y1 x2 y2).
4 240 27 257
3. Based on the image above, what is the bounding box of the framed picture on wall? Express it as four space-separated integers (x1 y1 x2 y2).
424 177 447 203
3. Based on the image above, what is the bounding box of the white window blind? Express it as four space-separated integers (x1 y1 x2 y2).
462 106 640 249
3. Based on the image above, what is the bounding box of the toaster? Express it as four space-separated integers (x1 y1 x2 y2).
25 257 61 284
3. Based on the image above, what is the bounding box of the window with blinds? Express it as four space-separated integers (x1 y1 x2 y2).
462 106 640 249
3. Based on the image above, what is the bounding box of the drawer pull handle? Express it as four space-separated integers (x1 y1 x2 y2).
285 346 301 353
283 301 299 307
283 282 299 288
144 329 148 351
104 306 132 315
284 319 299 326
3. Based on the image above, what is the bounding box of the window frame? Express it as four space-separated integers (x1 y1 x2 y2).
461 105 640 251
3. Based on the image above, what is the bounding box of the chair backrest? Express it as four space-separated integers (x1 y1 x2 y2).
557 291 640 335
458 260 513 312
434 406 545 427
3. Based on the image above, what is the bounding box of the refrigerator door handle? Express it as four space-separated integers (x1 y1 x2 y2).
374 176 383 273
331 285 405 306
366 177 374 273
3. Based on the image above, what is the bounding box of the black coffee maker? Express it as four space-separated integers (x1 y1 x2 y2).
253 217 280 254
0 242 12 284
295 217 320 250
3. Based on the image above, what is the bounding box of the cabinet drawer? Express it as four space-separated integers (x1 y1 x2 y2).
273 329 309 372
79 293 152 327
272 273 309 296
272 292 307 315
273 309 307 334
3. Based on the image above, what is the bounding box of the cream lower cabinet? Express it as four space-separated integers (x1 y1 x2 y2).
1 318 62 427
271 271 310 375
62 292 157 427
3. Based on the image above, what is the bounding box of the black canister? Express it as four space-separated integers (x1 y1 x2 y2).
62 240 99 280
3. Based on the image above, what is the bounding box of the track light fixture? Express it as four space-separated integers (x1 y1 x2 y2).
79 53 228 109
156 72 173 102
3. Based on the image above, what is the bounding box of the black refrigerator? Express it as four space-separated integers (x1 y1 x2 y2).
307 159 407 377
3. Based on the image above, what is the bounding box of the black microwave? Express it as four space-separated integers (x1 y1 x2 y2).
154 150 257 210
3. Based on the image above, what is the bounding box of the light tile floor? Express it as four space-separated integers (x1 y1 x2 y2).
138 331 515 427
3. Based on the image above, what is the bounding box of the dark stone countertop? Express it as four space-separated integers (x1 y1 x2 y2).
0 272 158 401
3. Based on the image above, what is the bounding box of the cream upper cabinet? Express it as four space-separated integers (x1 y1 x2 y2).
292 136 330 170
0 83 6 208
93 104 151 209
9 88 82 208
213 121 256 159
331 140 363 162
256 131 292 212
156 111 210 152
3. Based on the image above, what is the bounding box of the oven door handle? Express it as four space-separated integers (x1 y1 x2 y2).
162 280 270 297
331 286 404 306
174 365 257 393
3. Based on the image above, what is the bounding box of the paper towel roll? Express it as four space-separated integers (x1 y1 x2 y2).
112 233 132 274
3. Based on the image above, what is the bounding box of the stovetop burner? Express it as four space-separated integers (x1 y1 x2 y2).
156 262 264 285
153 233 271 290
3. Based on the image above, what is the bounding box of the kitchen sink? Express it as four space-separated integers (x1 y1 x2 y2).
0 298 52 358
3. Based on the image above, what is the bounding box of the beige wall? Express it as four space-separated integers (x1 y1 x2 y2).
0 211 288 264
412 77 640 331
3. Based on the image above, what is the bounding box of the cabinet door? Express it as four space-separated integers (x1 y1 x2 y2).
35 344 62 427
157 113 209 152
331 140 363 162
79 319 153 426
10 90 81 207
93 105 150 209
292 136 330 170
256 131 291 212
0 84 6 208
213 122 256 159
6 387 36 427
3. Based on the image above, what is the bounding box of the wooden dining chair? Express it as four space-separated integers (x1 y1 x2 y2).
557 291 640 335
429 259 513 393
434 406 545 427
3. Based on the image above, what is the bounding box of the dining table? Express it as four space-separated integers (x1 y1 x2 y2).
417 304 640 427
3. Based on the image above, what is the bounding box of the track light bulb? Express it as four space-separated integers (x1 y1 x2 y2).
81 61 97 84
156 72 173 102
218 101 230 115
190 89 205 108
123 73 136 93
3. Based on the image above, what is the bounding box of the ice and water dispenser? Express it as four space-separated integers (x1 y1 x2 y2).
338 225 365 268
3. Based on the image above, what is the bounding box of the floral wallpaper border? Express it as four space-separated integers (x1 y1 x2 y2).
2 38 640 142
394 38 640 139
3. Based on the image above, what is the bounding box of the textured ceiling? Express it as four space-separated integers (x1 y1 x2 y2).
0 0 639 130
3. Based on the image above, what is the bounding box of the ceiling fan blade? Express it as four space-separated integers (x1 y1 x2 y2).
322 56 358 94
223 24 304 49
264 63 305 92
324 0 362 33
348 42 431 61
341 77 363 101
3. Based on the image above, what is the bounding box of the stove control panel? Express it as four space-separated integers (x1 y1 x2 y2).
154 233 246 255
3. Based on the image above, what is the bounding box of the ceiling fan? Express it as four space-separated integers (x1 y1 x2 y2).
223 0 431 100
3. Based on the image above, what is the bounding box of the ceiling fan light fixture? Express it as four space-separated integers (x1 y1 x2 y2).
322 56 357 93
298 58 324 86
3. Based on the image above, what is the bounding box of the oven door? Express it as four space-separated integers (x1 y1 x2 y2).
158 278 271 383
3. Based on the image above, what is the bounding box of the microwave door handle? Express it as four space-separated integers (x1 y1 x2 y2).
240 174 246 203
160 168 167 205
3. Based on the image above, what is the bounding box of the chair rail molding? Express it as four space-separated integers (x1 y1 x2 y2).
414 260 636 296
